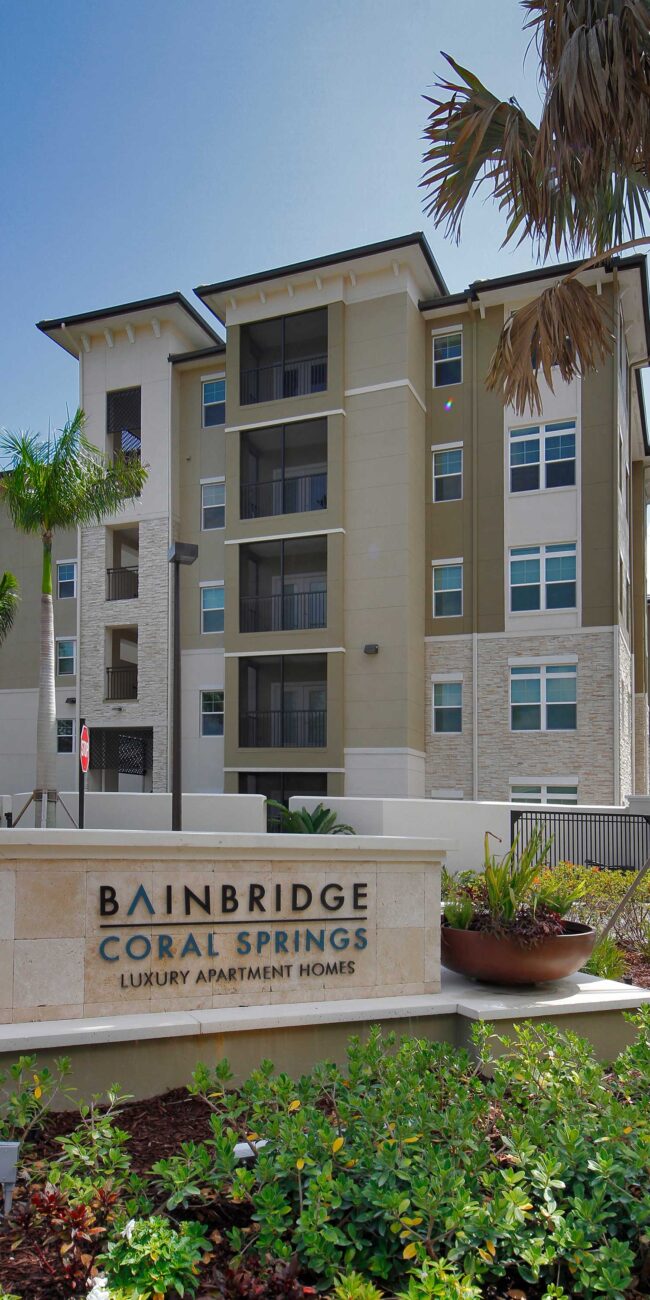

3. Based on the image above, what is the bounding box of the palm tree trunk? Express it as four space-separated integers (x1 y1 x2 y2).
35 536 57 827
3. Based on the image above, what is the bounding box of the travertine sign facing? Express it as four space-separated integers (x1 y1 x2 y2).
0 831 443 1022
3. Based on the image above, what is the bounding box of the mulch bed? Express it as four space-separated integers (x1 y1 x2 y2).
623 945 650 989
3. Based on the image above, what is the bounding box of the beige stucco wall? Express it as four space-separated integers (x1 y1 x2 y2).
0 830 442 1021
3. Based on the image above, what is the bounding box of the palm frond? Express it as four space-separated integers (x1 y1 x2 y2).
0 410 147 537
486 277 613 414
421 55 541 244
0 571 19 647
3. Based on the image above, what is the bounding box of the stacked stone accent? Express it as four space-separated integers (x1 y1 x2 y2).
426 629 619 805
619 632 633 802
79 516 170 791
634 693 649 795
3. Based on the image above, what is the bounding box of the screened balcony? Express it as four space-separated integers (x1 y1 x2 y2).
240 418 327 520
239 308 327 406
106 386 142 466
240 536 327 633
239 654 326 748
106 526 139 601
106 627 138 700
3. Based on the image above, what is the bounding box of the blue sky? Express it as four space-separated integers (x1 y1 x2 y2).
1 0 555 433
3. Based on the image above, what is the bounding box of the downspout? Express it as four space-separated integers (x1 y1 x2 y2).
471 302 479 799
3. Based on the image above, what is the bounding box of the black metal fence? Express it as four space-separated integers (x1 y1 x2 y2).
240 354 327 405
106 666 138 701
511 807 650 871
240 590 327 633
240 472 327 520
239 708 326 749
106 566 139 601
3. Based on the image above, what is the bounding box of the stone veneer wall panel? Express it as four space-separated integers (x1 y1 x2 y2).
425 637 474 797
80 517 170 791
473 630 616 805
634 694 649 795
619 632 633 803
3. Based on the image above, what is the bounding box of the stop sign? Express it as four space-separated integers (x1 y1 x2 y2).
79 724 90 774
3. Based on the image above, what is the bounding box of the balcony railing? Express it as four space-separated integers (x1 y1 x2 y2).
240 471 327 520
106 566 139 601
239 709 326 748
240 590 327 633
106 666 138 701
240 354 327 406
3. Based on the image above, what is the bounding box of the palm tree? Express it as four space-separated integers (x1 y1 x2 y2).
421 0 649 413
0 571 19 646
0 410 147 826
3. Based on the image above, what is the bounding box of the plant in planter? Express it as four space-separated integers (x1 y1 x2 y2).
442 830 595 985
268 801 355 834
0 1053 73 1216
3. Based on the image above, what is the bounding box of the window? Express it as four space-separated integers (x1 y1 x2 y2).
433 331 462 387
56 719 74 754
432 562 463 618
432 681 462 733
510 664 577 732
201 584 224 633
106 387 142 461
511 782 578 805
57 561 76 599
56 638 76 676
203 378 226 427
201 689 224 736
510 543 576 612
433 446 463 501
201 480 225 529
509 420 576 493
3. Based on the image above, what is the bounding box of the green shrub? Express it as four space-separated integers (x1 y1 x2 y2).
583 935 627 980
537 862 650 946
99 1216 210 1299
0 1053 73 1143
170 1011 650 1297
267 801 355 834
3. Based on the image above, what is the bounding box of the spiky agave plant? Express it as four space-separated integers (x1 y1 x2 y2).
421 0 650 414
268 801 355 834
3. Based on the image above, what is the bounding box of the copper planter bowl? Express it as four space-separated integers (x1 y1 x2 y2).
441 921 597 986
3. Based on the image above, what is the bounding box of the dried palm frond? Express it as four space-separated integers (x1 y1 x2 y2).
486 277 613 414
421 55 541 244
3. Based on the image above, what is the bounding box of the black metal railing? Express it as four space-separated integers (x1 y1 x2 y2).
511 807 650 870
106 666 138 701
239 709 326 748
240 354 327 405
240 471 327 520
106 566 139 601
240 590 327 633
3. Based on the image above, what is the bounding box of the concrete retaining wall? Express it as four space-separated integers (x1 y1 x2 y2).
9 792 267 833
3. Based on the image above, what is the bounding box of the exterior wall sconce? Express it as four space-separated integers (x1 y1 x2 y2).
363 644 379 655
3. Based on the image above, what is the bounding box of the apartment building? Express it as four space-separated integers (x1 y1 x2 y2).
0 234 648 808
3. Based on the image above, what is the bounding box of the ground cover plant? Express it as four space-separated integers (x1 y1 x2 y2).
1 1012 649 1298
535 862 650 987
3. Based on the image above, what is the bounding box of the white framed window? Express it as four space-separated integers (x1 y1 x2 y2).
511 781 578 805
432 680 462 733
56 719 75 754
432 329 462 387
509 420 576 493
56 560 76 599
201 689 224 736
433 445 463 502
56 637 76 676
201 583 224 633
432 560 463 618
510 543 576 613
203 377 226 427
510 664 577 732
201 479 225 530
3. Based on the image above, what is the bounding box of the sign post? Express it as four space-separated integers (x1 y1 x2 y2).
79 719 89 830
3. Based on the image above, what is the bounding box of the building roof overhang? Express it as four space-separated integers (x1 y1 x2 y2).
37 292 224 358
195 232 448 324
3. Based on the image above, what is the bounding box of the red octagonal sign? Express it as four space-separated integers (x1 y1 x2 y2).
79 723 90 774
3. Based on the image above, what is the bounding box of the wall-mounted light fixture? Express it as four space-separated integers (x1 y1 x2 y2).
363 644 379 655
